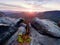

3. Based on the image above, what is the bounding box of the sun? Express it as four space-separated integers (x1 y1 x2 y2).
28 9 34 12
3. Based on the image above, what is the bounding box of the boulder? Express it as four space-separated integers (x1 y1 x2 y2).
0 17 24 45
29 25 59 45
31 17 60 38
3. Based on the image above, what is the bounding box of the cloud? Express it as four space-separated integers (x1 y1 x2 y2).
0 3 29 9
0 0 60 12
41 1 60 10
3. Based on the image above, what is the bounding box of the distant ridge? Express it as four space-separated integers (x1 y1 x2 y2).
0 10 60 22
43 10 60 22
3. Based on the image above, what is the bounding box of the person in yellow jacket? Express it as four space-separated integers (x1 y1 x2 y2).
17 24 31 45
18 33 31 45
18 33 23 45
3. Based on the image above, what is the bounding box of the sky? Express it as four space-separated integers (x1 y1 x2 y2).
0 0 60 12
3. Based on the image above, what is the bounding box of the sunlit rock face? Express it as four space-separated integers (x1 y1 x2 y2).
31 17 60 38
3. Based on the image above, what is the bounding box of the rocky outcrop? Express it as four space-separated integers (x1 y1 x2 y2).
29 25 60 45
0 17 24 45
30 17 60 45
0 16 60 45
31 17 60 38
5 23 27 45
